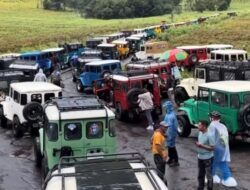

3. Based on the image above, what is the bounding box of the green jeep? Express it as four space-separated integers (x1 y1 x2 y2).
177 81 250 138
31 96 117 177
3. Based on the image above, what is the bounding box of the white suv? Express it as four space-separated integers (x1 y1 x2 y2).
0 82 62 138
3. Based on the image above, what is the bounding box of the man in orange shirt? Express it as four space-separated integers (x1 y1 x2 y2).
152 122 168 180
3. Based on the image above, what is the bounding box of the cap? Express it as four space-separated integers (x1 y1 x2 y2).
210 111 221 117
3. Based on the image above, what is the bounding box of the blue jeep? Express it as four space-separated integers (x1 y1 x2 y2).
76 60 121 92
19 51 52 74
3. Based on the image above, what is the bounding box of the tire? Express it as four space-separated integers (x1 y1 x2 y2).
239 104 250 128
76 79 83 92
12 116 24 138
0 107 7 128
23 102 44 122
115 102 126 121
177 115 191 137
188 54 199 65
174 87 189 106
34 137 42 167
41 156 49 179
127 88 141 106
101 71 111 78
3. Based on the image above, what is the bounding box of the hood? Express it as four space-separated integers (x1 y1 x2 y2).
163 101 174 112
38 68 43 73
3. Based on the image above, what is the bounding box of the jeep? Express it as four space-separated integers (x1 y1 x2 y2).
97 44 119 60
174 61 250 105
72 49 102 82
32 96 116 176
205 44 233 58
210 49 248 62
76 60 121 93
43 153 168 190
9 60 39 81
177 81 250 139
0 82 62 137
126 59 177 95
85 38 103 49
176 45 208 69
19 51 52 74
126 36 145 53
112 40 130 59
93 71 162 121
0 57 16 70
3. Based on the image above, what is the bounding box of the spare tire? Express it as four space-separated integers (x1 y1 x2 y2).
239 104 250 128
101 71 111 78
127 88 142 106
23 102 44 122
174 87 189 106
189 54 199 65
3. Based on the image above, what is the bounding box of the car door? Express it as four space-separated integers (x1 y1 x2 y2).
194 68 206 93
197 87 210 122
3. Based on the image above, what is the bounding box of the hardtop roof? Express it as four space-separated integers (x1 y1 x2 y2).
199 81 250 92
211 49 247 54
10 82 62 93
85 60 120 66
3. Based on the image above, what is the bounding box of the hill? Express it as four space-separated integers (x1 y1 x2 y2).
0 0 249 53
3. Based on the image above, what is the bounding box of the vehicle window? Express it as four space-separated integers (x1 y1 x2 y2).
225 54 229 61
111 64 118 70
216 54 222 60
131 82 141 89
45 93 55 102
198 88 209 102
13 91 20 103
86 122 103 139
230 94 240 109
65 123 82 140
30 56 37 61
109 119 116 137
0 81 8 90
231 54 237 61
224 72 235 80
20 94 27 105
211 53 215 59
59 92 62 97
209 70 220 81
192 50 197 54
238 54 244 61
89 66 96 72
103 65 110 71
207 48 211 54
31 94 42 103
243 94 250 104
195 69 205 79
85 66 89 72
211 91 228 107
47 123 58 141
96 66 101 73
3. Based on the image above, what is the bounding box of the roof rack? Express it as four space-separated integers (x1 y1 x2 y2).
199 61 250 69
115 70 150 77
43 152 163 190
47 96 105 111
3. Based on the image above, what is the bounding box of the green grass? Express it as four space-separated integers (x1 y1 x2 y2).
0 0 250 53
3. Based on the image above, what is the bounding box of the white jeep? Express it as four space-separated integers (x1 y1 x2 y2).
43 153 168 190
210 49 248 62
0 82 62 138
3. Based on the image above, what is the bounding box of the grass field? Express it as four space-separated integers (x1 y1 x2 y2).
0 0 249 53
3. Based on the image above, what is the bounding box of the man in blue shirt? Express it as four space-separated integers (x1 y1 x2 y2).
196 120 215 190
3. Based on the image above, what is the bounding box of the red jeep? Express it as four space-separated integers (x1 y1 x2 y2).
93 71 162 121
177 45 208 69
126 59 176 95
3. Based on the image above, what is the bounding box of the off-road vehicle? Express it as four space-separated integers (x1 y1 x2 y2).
210 49 248 62
72 49 102 82
205 44 233 58
93 71 162 121
0 57 16 70
43 153 168 190
32 96 116 177
0 82 62 137
97 44 119 60
177 81 250 139
76 60 121 93
174 61 250 105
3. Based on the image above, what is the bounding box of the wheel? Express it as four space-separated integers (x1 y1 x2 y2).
23 102 44 122
76 80 84 92
41 156 49 179
101 71 111 78
174 87 189 106
115 102 126 121
177 115 191 137
239 104 250 128
12 116 24 138
127 88 141 107
34 137 42 167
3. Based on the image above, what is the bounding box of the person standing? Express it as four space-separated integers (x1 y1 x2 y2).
208 111 237 187
196 120 215 190
34 68 47 82
151 122 168 180
163 101 179 166
138 88 154 130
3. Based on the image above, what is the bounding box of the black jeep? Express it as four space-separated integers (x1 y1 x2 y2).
0 57 16 70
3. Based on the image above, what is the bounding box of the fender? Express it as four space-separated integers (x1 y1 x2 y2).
177 78 196 97
178 105 196 125
0 97 12 121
